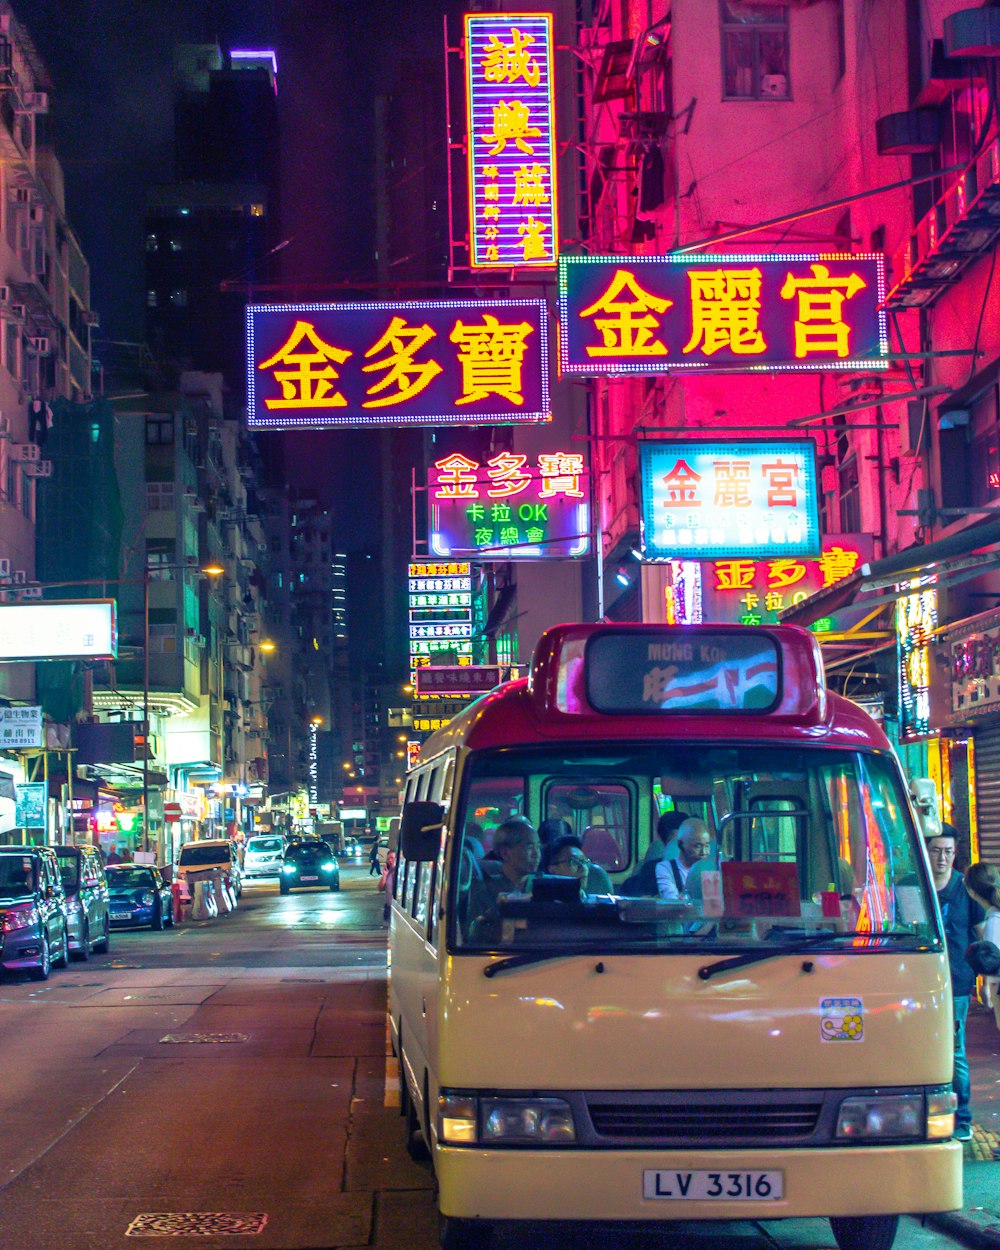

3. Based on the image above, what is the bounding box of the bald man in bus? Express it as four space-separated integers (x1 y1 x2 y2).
656 818 714 901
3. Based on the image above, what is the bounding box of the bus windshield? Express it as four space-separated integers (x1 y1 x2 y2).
450 744 939 955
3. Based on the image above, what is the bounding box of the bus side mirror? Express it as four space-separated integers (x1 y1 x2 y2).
400 800 445 861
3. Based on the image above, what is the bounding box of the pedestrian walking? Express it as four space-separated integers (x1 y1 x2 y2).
964 861 1000 1029
380 850 397 925
368 839 381 876
926 823 986 1141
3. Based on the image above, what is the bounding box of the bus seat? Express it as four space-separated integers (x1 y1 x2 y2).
582 825 623 870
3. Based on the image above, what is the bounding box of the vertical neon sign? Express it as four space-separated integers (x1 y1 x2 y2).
896 578 937 741
465 13 558 270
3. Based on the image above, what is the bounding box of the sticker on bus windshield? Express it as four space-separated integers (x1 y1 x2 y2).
820 997 865 1042
585 630 780 714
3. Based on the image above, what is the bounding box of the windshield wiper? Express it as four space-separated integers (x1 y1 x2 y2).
698 930 931 981
483 945 604 977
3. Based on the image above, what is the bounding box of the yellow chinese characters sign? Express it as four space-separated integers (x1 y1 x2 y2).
247 300 550 428
559 253 887 373
466 14 558 269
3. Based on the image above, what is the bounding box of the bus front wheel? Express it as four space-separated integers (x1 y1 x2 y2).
438 1215 491 1250
830 1214 899 1250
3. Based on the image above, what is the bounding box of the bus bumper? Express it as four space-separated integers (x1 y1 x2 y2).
436 1141 963 1222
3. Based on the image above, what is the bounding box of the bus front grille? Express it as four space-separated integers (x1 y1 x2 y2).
586 1098 823 1141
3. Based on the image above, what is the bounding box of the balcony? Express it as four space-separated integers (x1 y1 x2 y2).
885 135 1000 309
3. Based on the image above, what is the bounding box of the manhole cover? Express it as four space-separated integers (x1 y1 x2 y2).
159 1033 250 1044
126 1212 268 1237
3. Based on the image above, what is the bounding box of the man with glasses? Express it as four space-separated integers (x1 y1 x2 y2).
927 823 986 1141
543 834 613 895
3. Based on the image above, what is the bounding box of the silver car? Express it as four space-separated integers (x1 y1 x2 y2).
242 834 285 879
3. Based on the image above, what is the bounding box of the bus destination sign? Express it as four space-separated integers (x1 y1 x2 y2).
586 630 780 714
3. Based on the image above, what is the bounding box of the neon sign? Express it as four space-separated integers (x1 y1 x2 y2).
247 300 550 428
408 562 475 667
558 253 887 374
465 14 558 270
897 579 937 741
429 450 590 559
640 440 821 560
699 534 873 625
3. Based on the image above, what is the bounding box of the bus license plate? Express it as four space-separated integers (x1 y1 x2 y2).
643 1170 783 1201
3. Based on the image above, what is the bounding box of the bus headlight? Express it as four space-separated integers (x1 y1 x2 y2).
836 1093 923 1140
481 1098 576 1144
926 1087 957 1139
438 1093 576 1145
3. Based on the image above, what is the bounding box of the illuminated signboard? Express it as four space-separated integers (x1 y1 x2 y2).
247 299 550 429
586 629 781 714
429 449 590 559
946 609 1000 723
640 440 820 560
0 600 118 660
465 13 557 269
697 534 873 625
897 579 937 741
0 705 42 749
558 253 887 374
415 665 502 696
408 562 475 667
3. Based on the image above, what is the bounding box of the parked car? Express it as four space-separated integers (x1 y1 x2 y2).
175 838 242 898
106 865 173 930
242 833 285 879
0 846 70 980
50 844 111 959
280 842 341 893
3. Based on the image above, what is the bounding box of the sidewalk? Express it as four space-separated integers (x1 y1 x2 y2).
926 1003 1000 1249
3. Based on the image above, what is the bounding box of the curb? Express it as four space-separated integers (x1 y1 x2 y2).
925 1212 1000 1250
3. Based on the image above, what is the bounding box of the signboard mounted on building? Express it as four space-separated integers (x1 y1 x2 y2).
429 448 590 559
465 13 558 270
247 300 550 429
639 440 821 560
0 601 118 661
0 706 43 749
558 253 888 374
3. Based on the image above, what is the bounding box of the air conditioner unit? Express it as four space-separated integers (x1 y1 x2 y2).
9 303 25 319
12 570 26 585
0 558 10 577
21 585 41 598
10 442 39 462
29 336 51 354
82 310 100 327
22 91 48 114
28 205 44 225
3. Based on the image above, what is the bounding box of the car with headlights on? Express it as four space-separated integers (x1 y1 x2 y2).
342 837 364 860
50 844 111 959
106 864 173 930
0 846 70 980
242 833 285 879
280 842 341 893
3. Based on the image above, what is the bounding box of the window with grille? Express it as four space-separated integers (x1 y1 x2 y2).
147 481 176 511
720 1 790 101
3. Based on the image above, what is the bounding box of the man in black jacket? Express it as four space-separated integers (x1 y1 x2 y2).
927 823 986 1141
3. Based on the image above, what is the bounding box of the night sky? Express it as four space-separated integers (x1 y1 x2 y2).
16 0 448 517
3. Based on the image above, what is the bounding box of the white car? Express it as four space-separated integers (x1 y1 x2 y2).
242 834 285 879
175 838 242 898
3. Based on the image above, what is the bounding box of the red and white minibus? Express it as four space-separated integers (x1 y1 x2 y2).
390 624 960 1250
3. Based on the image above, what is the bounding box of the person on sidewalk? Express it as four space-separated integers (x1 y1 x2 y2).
368 840 381 877
927 824 986 1141
964 861 1000 1028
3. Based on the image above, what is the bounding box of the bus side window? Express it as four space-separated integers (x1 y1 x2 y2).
393 854 406 900
404 860 420 914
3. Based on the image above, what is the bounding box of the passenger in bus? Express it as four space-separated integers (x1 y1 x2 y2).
465 818 542 941
541 834 613 895
656 818 714 900
538 817 573 849
620 809 690 896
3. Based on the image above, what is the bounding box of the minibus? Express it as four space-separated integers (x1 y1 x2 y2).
390 624 961 1250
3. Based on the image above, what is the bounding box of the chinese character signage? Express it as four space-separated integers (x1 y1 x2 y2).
698 534 873 625
465 14 557 270
0 601 118 660
640 440 821 560
247 300 550 429
416 665 502 696
408 562 476 670
897 579 937 741
429 449 590 559
0 706 42 749
558 253 887 374
586 630 781 714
